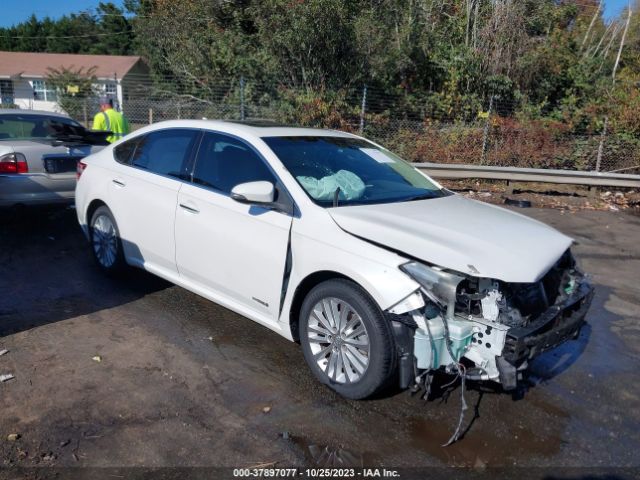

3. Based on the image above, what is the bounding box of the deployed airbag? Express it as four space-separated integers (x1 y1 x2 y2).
297 170 365 201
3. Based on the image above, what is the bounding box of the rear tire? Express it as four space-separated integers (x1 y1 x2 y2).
299 279 396 399
90 206 126 275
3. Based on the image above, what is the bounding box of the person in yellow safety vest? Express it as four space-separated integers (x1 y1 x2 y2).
92 96 130 143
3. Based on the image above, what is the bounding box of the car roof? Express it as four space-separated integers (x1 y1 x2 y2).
0 109 73 119
136 119 357 139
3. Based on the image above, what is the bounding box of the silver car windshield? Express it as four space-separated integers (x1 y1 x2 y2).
263 136 449 207
0 114 82 141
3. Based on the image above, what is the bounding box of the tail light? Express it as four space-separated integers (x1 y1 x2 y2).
0 152 28 174
77 161 87 180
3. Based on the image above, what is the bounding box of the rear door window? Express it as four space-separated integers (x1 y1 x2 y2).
131 129 199 178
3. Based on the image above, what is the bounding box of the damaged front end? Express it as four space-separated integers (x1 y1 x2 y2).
388 249 594 391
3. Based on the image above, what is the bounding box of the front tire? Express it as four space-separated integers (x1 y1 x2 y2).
90 206 126 275
299 279 396 399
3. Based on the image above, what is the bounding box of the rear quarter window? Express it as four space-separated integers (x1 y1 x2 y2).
113 136 142 164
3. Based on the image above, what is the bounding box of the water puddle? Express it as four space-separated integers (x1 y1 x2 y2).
407 415 563 466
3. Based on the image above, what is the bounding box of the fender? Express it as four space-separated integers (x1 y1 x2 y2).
278 210 421 339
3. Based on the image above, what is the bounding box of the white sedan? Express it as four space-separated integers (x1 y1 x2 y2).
75 120 593 399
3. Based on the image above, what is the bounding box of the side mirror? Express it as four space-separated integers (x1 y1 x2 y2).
230 181 275 205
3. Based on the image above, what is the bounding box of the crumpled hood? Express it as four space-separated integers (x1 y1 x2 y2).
329 194 573 283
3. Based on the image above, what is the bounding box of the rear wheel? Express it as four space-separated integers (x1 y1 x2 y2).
299 279 396 399
90 206 125 275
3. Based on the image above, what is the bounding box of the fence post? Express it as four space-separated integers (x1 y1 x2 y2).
480 95 494 165
148 108 153 125
83 101 88 128
595 116 608 172
359 84 367 133
240 76 246 121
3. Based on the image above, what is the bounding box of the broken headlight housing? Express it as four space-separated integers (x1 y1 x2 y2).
400 262 464 318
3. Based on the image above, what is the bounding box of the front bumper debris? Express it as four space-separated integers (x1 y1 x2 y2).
390 268 594 392
496 280 594 389
502 280 594 363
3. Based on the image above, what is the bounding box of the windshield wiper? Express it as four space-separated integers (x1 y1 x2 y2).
404 192 439 202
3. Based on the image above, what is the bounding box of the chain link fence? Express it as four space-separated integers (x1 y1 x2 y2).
67 74 640 174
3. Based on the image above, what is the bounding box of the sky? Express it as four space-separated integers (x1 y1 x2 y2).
0 0 632 28
0 0 127 27
604 0 633 19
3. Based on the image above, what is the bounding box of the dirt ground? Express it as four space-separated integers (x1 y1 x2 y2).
1 201 639 477
441 179 640 214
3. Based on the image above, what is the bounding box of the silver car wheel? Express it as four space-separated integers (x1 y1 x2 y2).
307 297 370 384
92 214 118 268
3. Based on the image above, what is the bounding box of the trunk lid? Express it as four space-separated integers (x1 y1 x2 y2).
0 140 101 177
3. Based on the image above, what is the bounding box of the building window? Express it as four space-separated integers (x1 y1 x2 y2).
0 80 14 104
104 83 117 96
32 80 57 102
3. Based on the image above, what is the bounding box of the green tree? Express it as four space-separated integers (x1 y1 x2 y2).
0 4 134 55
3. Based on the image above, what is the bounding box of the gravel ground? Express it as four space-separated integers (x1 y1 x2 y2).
442 179 640 214
0 204 639 477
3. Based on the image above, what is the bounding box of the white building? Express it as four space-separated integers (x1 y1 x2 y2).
0 51 149 114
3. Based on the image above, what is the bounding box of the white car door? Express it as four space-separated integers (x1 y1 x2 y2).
175 132 293 323
108 128 199 275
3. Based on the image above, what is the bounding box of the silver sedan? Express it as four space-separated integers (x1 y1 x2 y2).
0 109 108 207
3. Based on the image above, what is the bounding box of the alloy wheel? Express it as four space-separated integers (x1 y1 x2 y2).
92 214 118 268
306 297 370 384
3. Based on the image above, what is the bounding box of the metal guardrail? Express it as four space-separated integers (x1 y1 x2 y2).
412 163 640 189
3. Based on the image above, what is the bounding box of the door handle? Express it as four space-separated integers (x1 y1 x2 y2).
112 179 126 187
179 203 200 214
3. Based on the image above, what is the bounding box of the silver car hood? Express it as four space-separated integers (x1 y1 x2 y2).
329 194 573 283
